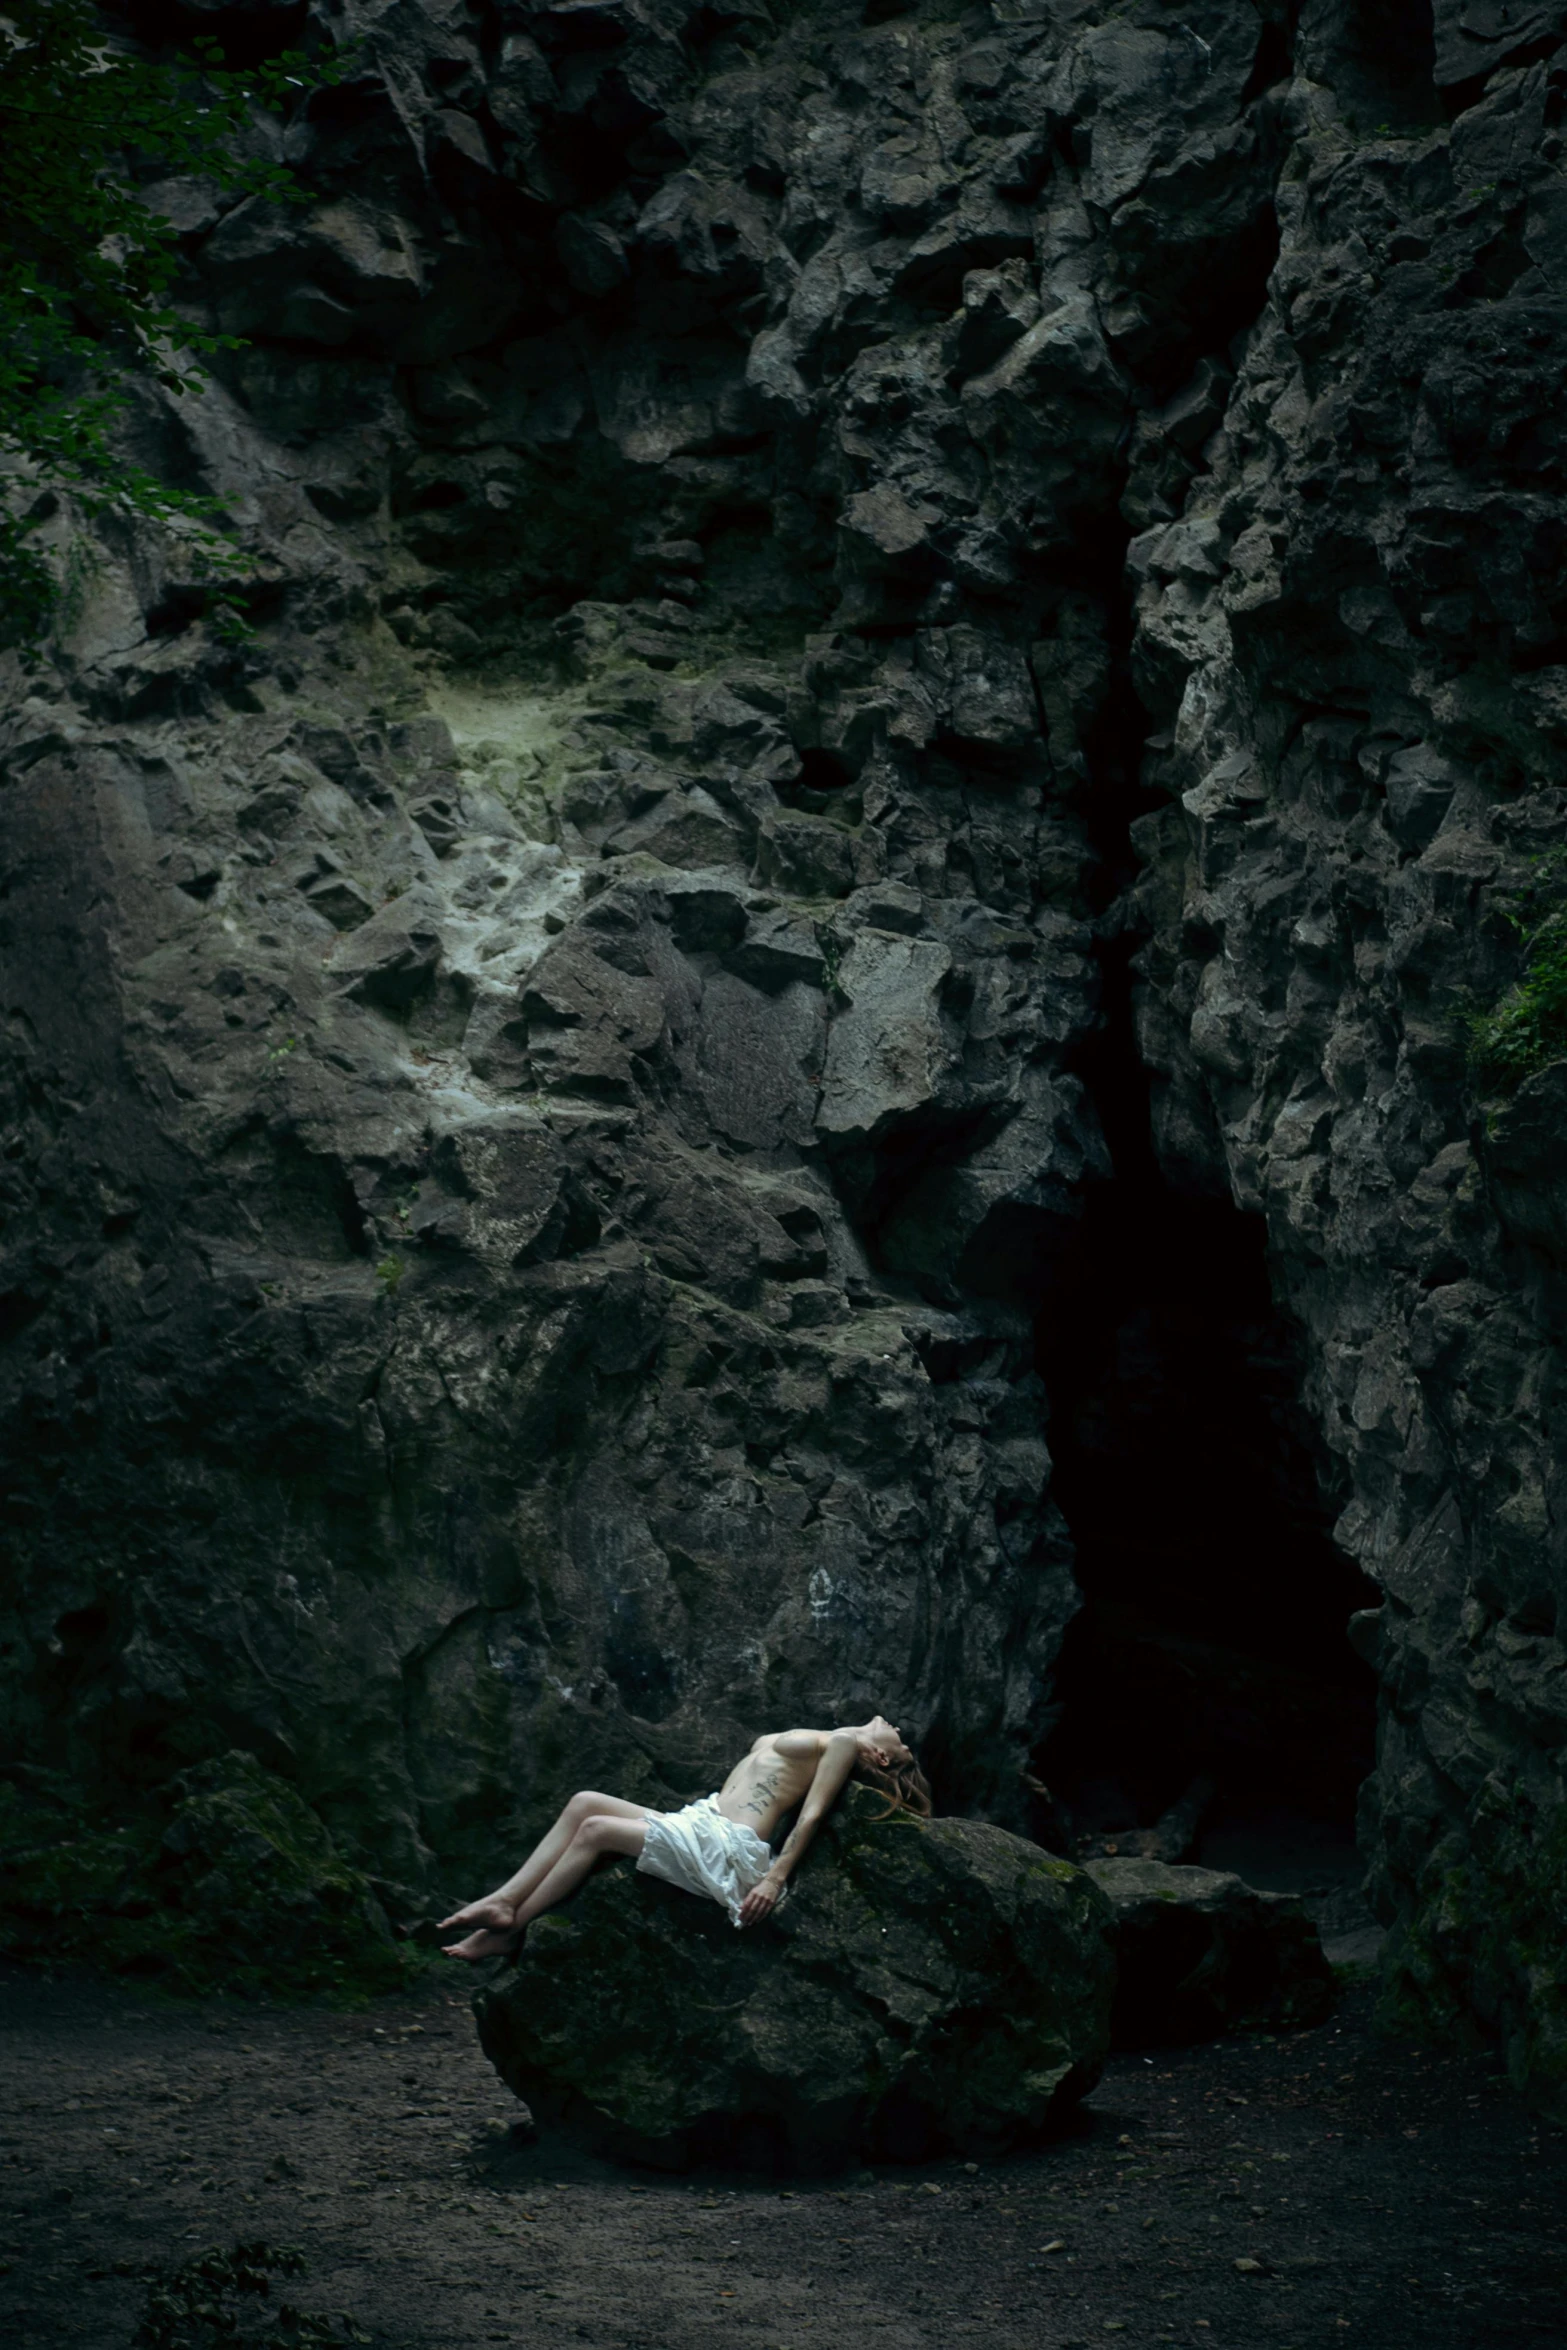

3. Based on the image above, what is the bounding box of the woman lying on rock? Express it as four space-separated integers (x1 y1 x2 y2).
439 1717 930 1959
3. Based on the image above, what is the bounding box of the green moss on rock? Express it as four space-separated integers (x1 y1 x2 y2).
0 1751 420 2001
1380 1772 1567 2114
1467 850 1567 1089
474 1786 1117 2170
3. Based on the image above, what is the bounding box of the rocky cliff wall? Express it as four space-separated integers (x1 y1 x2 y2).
1129 6 1567 2097
1 0 1564 2097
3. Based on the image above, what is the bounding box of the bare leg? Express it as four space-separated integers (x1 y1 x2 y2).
443 1814 647 1960
438 1791 648 1934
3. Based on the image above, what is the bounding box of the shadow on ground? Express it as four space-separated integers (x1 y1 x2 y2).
1 1965 1563 2347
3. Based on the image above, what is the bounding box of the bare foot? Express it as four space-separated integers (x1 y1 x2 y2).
442 1924 524 1962
436 1897 516 1934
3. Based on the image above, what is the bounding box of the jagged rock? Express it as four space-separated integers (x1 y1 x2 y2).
300 864 376 932
2 0 1565 2108
556 215 630 299
475 1788 1116 2169
203 198 424 343
1123 39 1567 2105
756 810 861 898
330 895 445 1014
1086 1859 1335 2045
816 933 955 1149
606 786 745 869
1479 1066 1567 1264
726 905 826 989
691 972 823 1153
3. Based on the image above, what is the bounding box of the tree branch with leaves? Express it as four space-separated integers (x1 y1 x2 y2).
0 1 351 645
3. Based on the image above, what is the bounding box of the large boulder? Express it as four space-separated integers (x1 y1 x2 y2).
0 1751 406 1999
1085 1858 1335 2046
475 1788 1117 2171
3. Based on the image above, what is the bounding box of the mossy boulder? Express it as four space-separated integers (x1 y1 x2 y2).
1380 1773 1567 2115
0 1750 411 1999
1085 1858 1335 2044
474 1787 1116 2170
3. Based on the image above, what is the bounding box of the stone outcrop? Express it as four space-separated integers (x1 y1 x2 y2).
475 1786 1115 2168
0 0 1565 2101
1124 12 1567 2101
1086 1857 1335 2045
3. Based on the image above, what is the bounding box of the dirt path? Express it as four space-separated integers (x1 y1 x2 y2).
2 1963 1563 2349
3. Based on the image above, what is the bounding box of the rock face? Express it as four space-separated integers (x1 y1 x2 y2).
475 1787 1115 2168
1124 16 1567 2102
1085 1858 1335 2046
1 0 1565 2102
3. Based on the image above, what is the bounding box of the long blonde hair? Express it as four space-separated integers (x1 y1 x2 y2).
853 1751 932 1819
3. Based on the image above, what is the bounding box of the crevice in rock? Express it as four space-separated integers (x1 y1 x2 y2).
1240 9 1299 110
1032 570 1379 1896
1297 0 1440 132
998 165 1384 1890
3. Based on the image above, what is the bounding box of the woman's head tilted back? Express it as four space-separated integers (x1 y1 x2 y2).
851 1714 932 1817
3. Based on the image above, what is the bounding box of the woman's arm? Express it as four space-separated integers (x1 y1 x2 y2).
739 1730 858 1926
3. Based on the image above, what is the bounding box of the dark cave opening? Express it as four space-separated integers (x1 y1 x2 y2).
1032 1135 1380 1877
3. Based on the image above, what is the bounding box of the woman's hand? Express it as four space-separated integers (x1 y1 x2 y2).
740 1874 783 1928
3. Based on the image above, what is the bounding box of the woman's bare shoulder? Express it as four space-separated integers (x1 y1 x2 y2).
769 1727 832 1760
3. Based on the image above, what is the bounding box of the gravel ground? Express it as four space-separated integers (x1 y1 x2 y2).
2 1962 1564 2349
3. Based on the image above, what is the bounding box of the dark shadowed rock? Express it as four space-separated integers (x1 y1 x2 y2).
4 0 1567 2111
475 1788 1116 2170
0 1751 403 1998
1086 1858 1335 2046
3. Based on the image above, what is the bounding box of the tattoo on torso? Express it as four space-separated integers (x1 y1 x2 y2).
719 1743 815 1833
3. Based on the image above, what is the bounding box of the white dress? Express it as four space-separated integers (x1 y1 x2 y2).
635 1794 775 1927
